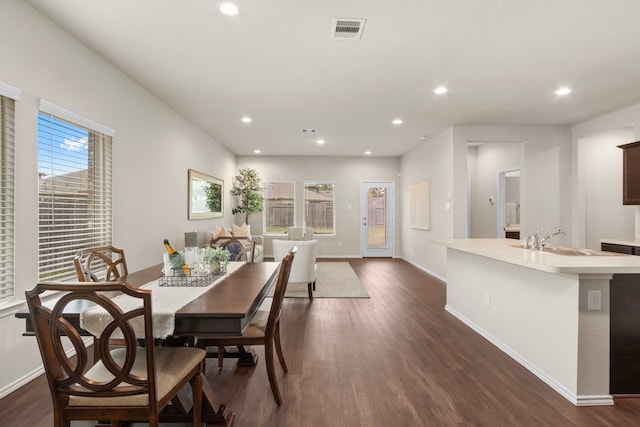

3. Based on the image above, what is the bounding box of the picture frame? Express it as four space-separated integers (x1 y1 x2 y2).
409 180 430 230
188 169 223 219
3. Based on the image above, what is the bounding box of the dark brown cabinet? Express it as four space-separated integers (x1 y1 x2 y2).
505 230 520 239
618 141 640 205
602 241 640 393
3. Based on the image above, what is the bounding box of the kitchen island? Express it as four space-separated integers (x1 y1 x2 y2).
434 238 640 406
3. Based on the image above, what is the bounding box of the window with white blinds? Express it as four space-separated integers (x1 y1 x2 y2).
0 94 16 301
38 102 113 282
263 181 296 234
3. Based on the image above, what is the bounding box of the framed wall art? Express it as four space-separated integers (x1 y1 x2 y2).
188 169 223 219
409 180 430 230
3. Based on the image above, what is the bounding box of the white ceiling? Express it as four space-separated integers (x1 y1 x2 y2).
25 0 640 157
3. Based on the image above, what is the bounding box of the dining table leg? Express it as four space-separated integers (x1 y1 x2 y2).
201 376 236 425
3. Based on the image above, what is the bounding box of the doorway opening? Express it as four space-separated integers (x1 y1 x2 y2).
361 181 394 257
497 168 520 238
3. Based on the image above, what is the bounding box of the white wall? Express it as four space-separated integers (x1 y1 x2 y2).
401 128 454 280
455 126 571 241
236 156 401 258
0 0 236 397
579 127 636 249
572 104 640 246
468 142 522 238
401 125 572 279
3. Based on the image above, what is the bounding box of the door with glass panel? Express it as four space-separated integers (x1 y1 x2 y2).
361 181 394 257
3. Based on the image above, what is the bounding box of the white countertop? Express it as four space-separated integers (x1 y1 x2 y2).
600 238 640 248
433 238 640 274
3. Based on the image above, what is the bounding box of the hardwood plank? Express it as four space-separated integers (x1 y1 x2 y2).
4 258 640 426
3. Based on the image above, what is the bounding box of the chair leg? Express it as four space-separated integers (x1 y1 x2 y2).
313 280 316 291
218 345 225 371
307 282 313 301
264 339 283 405
191 372 203 427
273 322 288 373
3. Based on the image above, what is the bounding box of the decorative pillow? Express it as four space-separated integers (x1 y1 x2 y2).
232 223 251 238
213 226 232 240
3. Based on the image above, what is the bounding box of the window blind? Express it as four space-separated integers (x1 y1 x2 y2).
0 95 16 300
38 111 112 282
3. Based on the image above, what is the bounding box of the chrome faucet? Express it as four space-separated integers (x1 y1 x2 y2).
524 227 566 250
539 227 566 249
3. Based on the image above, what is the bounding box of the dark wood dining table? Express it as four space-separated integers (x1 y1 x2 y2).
16 260 281 426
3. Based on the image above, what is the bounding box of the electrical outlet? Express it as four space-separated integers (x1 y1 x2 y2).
484 292 491 307
337 241 342 247
588 290 602 311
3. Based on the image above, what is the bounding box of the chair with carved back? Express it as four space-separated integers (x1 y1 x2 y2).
73 246 129 282
73 246 131 358
211 236 257 263
25 281 205 427
221 238 255 262
196 247 296 405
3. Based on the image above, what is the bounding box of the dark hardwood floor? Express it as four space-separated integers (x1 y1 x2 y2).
4 258 640 426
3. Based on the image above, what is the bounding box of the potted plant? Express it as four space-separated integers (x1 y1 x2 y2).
203 247 231 273
230 167 264 224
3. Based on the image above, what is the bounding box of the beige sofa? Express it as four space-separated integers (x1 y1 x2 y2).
184 230 264 262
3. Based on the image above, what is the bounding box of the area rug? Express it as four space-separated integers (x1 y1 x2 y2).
271 262 370 298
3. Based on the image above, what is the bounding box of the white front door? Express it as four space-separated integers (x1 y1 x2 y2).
361 181 394 257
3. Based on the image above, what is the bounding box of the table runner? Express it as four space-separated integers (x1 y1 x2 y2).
80 262 244 339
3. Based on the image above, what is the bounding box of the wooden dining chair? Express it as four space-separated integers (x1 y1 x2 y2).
221 238 255 262
25 281 205 427
73 245 129 282
196 247 296 405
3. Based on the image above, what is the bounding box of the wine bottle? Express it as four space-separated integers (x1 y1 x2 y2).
163 239 189 276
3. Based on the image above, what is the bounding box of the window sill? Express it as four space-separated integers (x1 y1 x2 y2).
0 299 26 319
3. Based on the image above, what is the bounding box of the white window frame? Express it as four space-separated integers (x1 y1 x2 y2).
262 180 296 236
303 180 336 236
0 81 20 315
37 99 115 283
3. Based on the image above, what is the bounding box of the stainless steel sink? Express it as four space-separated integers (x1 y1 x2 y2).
509 243 623 256
542 246 598 256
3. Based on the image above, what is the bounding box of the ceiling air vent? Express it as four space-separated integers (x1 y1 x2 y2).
330 18 366 40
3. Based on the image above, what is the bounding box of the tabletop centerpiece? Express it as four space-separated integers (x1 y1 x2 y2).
203 247 231 274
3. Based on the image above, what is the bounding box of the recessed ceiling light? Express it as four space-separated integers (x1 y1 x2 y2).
555 87 572 96
316 139 326 145
434 86 448 95
218 1 240 16
253 149 261 154
241 116 252 123
392 119 403 125
364 150 372 155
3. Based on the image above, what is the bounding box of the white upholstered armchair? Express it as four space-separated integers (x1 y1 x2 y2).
272 239 318 300
287 227 314 241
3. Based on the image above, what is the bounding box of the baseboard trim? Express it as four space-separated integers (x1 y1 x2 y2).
399 257 446 283
0 365 44 399
0 337 93 400
444 304 614 407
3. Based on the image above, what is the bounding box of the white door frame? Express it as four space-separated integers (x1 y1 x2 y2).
361 181 394 257
496 167 520 238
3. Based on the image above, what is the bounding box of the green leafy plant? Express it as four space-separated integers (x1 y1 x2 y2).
205 181 222 212
230 167 264 224
203 247 231 264
203 247 231 273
